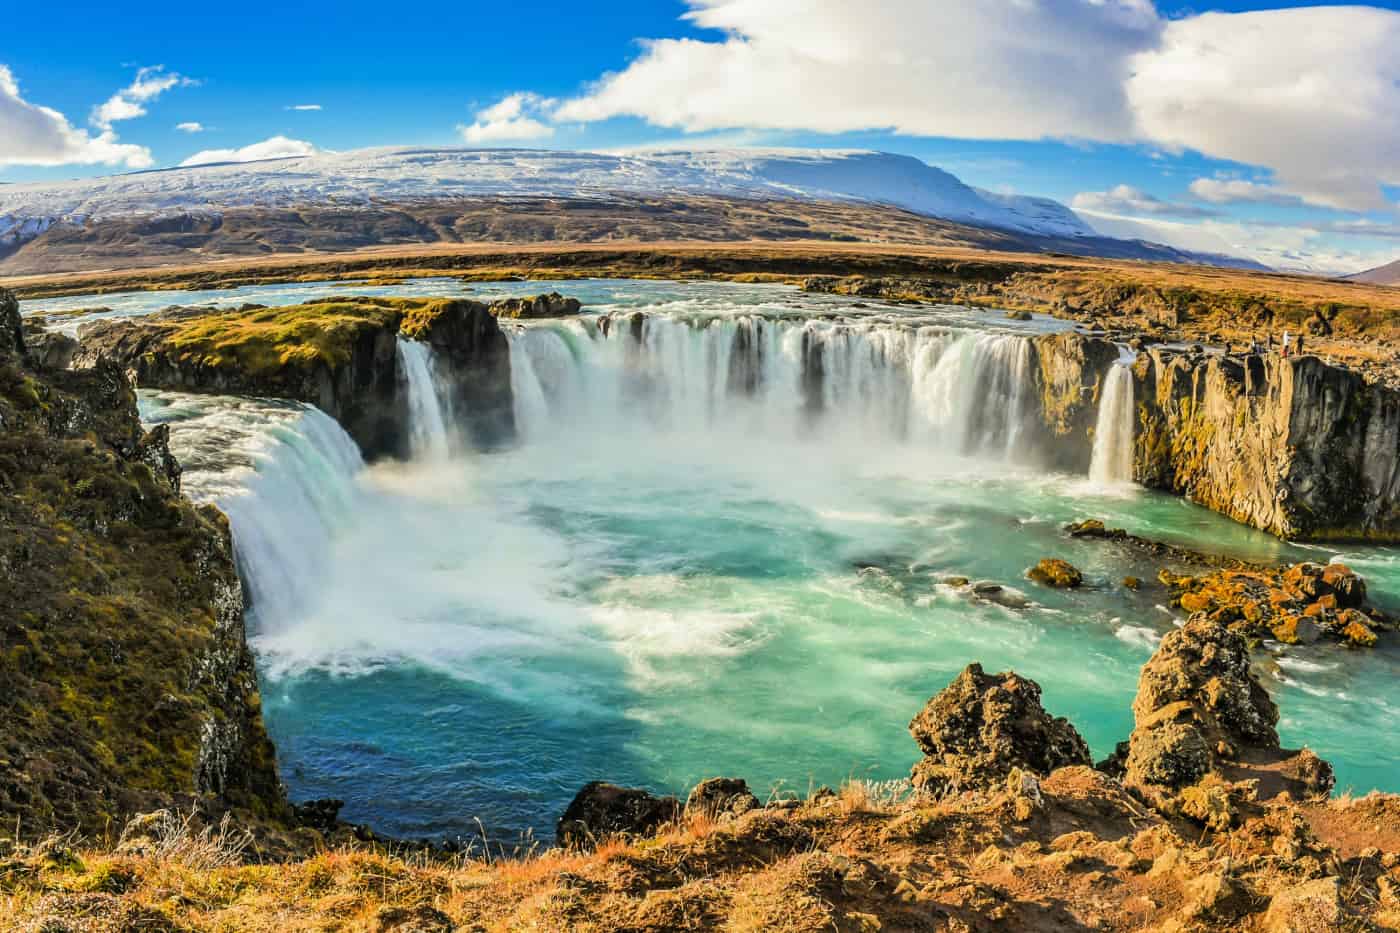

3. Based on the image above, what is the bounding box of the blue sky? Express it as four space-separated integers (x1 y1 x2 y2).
3 0 1398 273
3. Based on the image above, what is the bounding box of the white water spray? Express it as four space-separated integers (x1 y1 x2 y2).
508 312 1049 462
1090 364 1136 486
397 337 453 460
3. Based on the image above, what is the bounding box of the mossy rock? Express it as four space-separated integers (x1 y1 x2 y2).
1027 559 1084 589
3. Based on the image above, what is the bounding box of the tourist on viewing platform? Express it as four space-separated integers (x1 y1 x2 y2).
1282 330 1292 358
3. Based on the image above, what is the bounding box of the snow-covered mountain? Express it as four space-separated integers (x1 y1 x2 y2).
0 147 1101 249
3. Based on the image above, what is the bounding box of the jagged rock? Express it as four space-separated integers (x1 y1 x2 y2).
294 799 345 832
1159 561 1384 648
908 664 1091 798
1 287 22 359
686 778 761 820
22 322 78 370
1121 614 1334 802
557 782 680 849
487 292 583 319
1027 558 1083 589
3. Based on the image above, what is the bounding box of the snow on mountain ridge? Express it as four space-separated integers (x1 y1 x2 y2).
0 147 1099 247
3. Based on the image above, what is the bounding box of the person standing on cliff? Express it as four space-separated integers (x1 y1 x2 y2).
1282 330 1291 358
1296 334 1306 356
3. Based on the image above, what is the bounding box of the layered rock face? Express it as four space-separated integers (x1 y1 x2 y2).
1133 348 1400 541
73 296 516 458
0 288 286 838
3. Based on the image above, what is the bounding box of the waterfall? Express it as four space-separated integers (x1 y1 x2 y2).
139 391 365 630
504 312 1063 465
1090 364 1136 486
397 338 453 460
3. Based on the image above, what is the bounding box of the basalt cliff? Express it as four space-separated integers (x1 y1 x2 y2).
1131 348 1400 542
70 296 522 458
0 288 286 839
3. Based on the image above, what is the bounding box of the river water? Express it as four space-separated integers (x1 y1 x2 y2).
27 278 1400 844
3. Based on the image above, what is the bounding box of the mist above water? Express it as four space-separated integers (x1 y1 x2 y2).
134 280 1400 842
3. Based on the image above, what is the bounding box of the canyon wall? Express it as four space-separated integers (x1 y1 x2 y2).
0 288 287 838
1131 348 1400 542
73 297 516 459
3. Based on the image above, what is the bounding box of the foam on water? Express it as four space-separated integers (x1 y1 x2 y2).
127 280 1400 841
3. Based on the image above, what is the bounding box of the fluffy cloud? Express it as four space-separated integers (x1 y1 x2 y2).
556 0 1159 141
459 93 556 144
552 1 1400 212
1081 211 1396 276
0 64 153 168
1128 8 1400 212
1188 178 1299 206
175 121 204 134
180 135 317 167
92 66 191 130
1072 185 1217 219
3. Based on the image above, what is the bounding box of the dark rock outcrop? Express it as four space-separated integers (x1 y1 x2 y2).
908 664 1092 797
0 286 287 837
1117 614 1334 801
399 299 514 446
1133 348 1400 542
1 287 22 359
556 782 681 849
72 297 517 458
685 778 761 820
487 292 582 320
1032 333 1121 472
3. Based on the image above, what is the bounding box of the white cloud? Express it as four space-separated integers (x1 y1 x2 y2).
1127 8 1400 211
1078 210 1397 276
288 104 323 111
1188 178 1298 206
555 0 1160 141
459 93 557 144
1072 184 1217 219
91 66 191 130
175 121 204 134
179 135 317 167
0 64 154 168
553 2 1400 212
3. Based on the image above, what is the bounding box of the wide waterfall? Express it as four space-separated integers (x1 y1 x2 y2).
397 337 453 460
1089 364 1136 487
507 312 1046 463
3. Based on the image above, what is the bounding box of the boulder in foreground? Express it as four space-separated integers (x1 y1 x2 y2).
556 782 680 849
908 663 1092 797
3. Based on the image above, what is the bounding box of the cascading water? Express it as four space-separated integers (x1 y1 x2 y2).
1089 364 1136 487
397 337 453 460
138 391 365 625
508 312 1048 461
